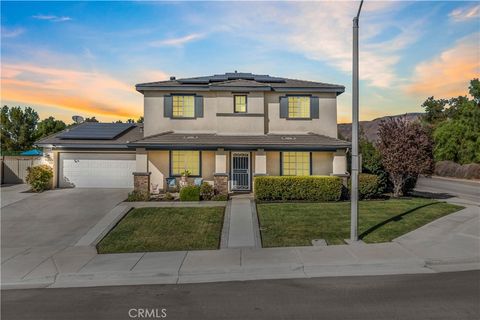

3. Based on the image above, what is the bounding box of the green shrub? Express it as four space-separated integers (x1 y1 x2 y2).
358 173 382 199
254 176 343 202
25 164 53 192
180 185 200 201
348 174 383 199
212 194 228 201
126 190 150 202
200 182 214 200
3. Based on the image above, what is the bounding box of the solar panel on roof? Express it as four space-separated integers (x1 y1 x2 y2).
177 73 287 84
254 75 286 83
58 123 135 140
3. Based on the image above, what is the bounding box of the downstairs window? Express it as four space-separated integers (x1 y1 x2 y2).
282 152 310 176
171 151 200 176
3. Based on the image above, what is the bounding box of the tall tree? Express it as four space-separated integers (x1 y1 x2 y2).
1 106 39 151
36 116 67 139
84 117 99 122
377 116 434 197
136 116 144 123
421 96 448 125
428 79 480 164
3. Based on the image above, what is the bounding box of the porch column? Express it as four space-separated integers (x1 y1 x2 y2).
214 149 228 195
133 148 150 193
254 149 267 176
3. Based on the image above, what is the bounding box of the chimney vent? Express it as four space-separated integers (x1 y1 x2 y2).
170 76 176 80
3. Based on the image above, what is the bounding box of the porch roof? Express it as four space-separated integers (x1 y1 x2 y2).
129 132 350 151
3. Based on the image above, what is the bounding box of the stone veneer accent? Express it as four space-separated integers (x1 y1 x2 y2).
214 174 228 195
133 172 150 193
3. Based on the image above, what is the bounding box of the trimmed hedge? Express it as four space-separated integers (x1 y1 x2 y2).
254 176 343 202
358 173 382 199
180 185 200 201
347 173 383 199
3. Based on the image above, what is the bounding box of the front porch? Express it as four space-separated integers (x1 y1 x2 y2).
132 148 349 195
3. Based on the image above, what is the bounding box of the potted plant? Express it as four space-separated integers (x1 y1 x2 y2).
179 169 191 188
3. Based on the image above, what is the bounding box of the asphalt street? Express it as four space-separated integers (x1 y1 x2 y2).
2 271 479 320
415 176 479 202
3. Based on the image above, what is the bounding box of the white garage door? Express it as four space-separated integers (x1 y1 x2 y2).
59 153 136 188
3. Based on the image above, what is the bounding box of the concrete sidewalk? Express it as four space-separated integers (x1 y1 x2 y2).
2 198 478 290
2 242 432 289
221 197 261 248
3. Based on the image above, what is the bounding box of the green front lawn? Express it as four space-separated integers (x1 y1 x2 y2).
97 207 225 253
257 198 463 247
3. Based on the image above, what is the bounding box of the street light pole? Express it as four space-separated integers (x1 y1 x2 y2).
351 0 363 242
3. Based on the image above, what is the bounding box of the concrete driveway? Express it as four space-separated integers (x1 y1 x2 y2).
1 188 130 248
1 184 36 208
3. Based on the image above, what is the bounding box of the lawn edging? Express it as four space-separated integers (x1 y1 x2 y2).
75 204 132 247
124 201 227 208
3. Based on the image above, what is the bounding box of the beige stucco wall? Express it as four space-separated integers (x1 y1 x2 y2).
265 151 334 176
202 151 215 181
148 150 215 191
312 152 334 175
215 92 264 114
148 150 169 192
144 91 217 137
265 92 338 137
143 90 338 137
266 152 281 175
143 91 266 137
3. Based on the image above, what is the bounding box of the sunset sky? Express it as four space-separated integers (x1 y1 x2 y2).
1 1 479 123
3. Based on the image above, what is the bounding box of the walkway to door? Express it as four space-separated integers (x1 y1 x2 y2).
221 194 261 249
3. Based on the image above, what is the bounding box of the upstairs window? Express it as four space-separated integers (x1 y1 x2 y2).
171 151 200 176
234 95 247 113
172 95 195 118
288 96 310 119
282 152 310 176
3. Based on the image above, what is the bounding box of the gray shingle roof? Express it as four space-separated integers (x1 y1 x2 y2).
129 132 350 151
136 72 345 94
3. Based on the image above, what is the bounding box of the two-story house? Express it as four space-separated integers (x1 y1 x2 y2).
37 72 350 193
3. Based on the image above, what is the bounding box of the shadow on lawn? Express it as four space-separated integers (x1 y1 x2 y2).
358 202 440 240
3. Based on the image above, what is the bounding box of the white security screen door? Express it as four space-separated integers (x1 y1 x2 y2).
231 152 250 191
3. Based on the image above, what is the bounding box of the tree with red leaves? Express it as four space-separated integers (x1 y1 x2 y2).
377 116 434 197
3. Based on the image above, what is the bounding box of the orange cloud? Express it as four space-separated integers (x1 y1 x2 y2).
406 33 480 98
1 63 143 119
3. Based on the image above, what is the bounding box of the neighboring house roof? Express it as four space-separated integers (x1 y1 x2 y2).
35 123 144 149
136 72 345 95
129 132 350 151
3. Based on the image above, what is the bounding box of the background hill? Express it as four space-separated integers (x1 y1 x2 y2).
338 113 423 142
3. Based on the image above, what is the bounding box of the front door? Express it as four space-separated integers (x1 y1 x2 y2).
231 152 250 191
